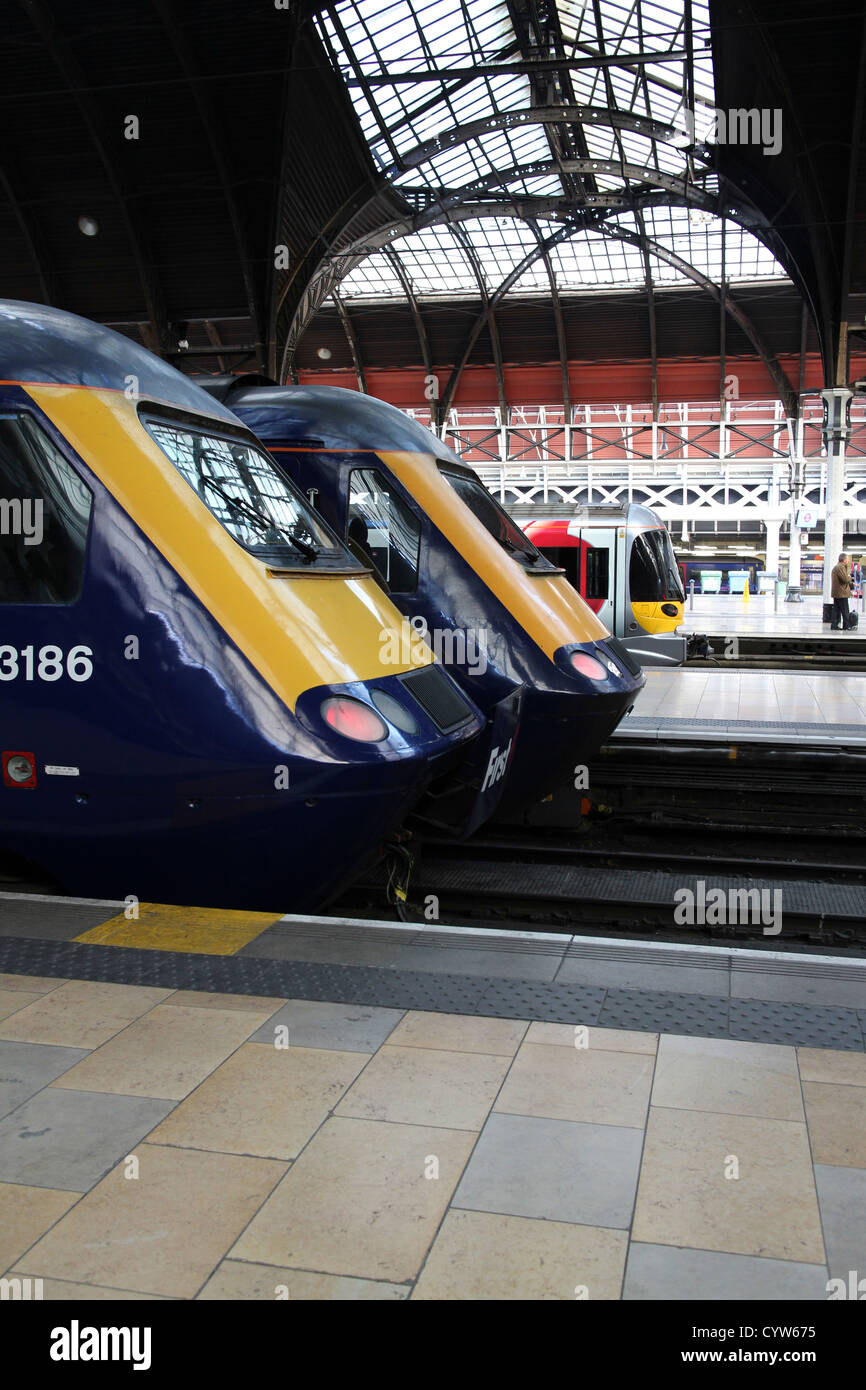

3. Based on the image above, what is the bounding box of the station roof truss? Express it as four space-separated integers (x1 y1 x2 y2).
1 1 863 401
286 0 866 411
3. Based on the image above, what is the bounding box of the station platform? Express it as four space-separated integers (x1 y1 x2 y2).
1 892 865 1299
682 592 865 639
614 667 866 745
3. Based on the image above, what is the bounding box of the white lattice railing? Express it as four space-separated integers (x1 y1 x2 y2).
404 397 866 523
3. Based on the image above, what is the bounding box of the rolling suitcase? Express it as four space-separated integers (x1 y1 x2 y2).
846 611 859 630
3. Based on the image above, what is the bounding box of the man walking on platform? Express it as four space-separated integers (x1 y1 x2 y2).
830 552 852 630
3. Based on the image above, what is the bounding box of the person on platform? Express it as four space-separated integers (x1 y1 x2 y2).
830 552 852 631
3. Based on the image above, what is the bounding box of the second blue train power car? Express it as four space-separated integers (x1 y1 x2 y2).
196 378 646 819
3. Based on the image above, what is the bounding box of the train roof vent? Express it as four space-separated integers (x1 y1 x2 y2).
400 665 475 733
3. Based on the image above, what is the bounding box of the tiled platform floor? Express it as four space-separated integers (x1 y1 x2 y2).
682 592 865 637
622 667 866 733
1 973 864 1300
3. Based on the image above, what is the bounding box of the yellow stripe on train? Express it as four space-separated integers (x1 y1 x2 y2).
28 385 434 711
379 449 610 659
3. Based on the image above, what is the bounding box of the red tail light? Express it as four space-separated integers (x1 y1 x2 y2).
320 697 388 743
570 652 608 682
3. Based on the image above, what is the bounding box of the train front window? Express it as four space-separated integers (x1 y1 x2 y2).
347 468 420 593
143 418 353 569
629 529 685 603
439 468 555 570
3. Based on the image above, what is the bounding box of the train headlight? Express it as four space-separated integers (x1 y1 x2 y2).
569 652 609 681
370 689 419 735
661 603 679 617
320 697 388 743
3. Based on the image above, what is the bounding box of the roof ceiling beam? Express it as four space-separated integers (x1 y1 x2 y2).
420 155 717 208
18 0 170 350
610 223 797 416
531 219 571 419
357 39 522 146
450 223 507 420
504 1 598 204
0 161 56 304
837 3 866 384
387 105 707 177
635 207 659 420
333 289 367 393
440 211 609 414
439 213 796 418
382 245 436 415
346 50 690 85
324 5 406 168
280 182 782 373
149 0 265 367
589 0 631 181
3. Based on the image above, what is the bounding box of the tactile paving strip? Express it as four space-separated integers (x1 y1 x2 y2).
729 998 865 1050
598 988 730 1037
1 934 864 1052
474 980 607 1022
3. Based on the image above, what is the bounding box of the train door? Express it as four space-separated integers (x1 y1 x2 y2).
579 526 617 633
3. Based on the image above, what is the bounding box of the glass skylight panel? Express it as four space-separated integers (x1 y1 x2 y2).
523 174 569 195
314 0 782 313
383 225 478 295
557 0 591 46
624 207 788 283
336 254 407 298
550 230 649 287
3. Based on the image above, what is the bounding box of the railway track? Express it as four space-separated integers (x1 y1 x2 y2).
337 833 866 951
516 736 866 838
685 631 866 671
336 735 866 948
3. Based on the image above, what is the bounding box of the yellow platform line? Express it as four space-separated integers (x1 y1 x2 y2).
74 902 283 956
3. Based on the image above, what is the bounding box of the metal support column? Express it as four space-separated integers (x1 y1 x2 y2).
785 411 805 602
821 387 852 605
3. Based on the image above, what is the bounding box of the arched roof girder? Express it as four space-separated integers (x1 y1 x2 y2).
384 105 713 180
437 216 796 417
279 167 796 378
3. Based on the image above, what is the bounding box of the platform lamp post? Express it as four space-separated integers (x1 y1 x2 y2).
820 387 853 620
784 411 806 602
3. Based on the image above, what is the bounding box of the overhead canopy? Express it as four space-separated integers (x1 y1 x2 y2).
0 0 862 394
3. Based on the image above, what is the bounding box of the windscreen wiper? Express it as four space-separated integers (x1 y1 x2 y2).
501 535 540 564
201 477 318 561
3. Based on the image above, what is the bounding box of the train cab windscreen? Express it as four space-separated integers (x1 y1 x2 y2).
347 467 421 593
439 467 557 571
629 528 685 603
143 416 355 569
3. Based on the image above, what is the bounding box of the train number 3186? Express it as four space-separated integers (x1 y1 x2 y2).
0 645 94 682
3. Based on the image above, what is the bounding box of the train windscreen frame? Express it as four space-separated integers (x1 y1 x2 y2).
142 413 361 571
438 467 558 571
629 528 685 603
